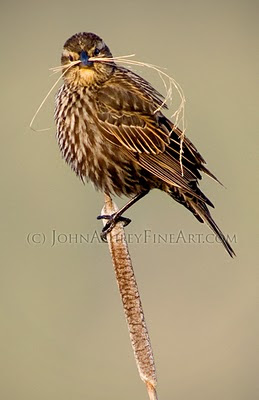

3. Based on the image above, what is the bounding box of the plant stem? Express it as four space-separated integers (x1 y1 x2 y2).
101 194 158 400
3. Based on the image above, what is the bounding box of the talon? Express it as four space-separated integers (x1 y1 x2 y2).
97 213 132 241
120 217 131 227
100 230 108 242
100 219 115 242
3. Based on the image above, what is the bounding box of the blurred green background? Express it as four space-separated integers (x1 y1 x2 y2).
1 0 258 399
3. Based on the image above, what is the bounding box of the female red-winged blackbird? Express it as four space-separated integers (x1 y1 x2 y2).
54 32 235 257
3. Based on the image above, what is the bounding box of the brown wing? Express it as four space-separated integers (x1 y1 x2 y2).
94 66 218 196
95 68 170 154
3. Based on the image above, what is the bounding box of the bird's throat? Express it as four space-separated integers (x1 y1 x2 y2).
78 68 96 86
64 67 97 87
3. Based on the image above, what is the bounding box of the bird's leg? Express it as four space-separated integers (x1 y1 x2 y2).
97 190 149 241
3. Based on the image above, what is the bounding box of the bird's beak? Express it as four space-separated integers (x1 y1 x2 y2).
79 51 93 67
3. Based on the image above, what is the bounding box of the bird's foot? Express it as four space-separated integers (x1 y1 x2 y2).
97 213 131 242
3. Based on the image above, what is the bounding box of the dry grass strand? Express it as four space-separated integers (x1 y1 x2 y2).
30 61 80 132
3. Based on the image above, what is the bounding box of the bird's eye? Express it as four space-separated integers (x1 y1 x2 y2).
69 55 73 61
93 48 100 56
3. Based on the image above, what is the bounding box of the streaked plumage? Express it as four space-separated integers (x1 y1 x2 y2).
54 32 235 257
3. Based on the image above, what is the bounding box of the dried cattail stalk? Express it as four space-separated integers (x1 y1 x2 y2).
101 194 158 400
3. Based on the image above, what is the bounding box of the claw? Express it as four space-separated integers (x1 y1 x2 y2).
97 213 131 241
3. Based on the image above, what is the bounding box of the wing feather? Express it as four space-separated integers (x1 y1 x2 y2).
93 66 218 198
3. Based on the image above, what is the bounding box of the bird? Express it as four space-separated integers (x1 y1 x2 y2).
54 32 235 257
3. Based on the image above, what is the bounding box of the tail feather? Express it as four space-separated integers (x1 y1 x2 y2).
168 187 236 257
190 201 236 258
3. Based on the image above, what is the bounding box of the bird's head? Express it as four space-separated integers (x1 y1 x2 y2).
61 32 115 87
